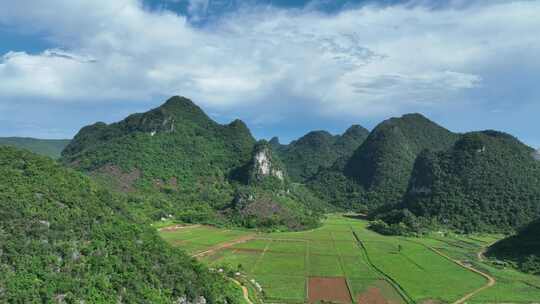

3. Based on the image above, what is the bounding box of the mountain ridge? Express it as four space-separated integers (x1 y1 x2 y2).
62 96 327 230
0 137 70 159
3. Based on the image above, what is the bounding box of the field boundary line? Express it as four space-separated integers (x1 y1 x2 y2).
305 240 310 301
192 234 256 258
403 237 496 304
330 232 355 304
350 229 416 304
250 241 271 273
255 237 309 243
428 246 496 304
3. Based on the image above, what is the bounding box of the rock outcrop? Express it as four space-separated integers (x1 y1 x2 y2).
249 141 285 183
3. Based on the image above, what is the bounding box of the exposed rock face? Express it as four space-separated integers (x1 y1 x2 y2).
252 145 284 181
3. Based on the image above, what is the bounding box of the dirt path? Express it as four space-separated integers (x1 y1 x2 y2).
158 224 201 232
188 236 257 304
192 234 256 258
231 278 253 304
428 247 496 304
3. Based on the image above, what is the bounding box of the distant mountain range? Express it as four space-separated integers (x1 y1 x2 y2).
270 125 369 182
3 95 540 279
0 137 70 158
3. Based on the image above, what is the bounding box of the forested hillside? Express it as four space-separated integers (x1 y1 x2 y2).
0 137 70 159
271 125 368 182
376 131 540 234
488 219 540 274
0 146 240 303
308 114 458 209
62 96 327 230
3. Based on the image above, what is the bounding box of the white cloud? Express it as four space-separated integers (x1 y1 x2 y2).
0 0 539 122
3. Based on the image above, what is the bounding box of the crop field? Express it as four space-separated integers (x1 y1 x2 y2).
158 225 253 255
158 215 540 304
414 233 540 303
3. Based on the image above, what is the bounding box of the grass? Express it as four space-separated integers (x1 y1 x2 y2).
158 225 252 255
158 215 540 304
413 232 540 304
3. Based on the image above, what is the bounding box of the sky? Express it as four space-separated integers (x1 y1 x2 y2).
0 0 538 147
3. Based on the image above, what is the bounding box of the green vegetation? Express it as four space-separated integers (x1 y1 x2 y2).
488 219 540 275
309 113 459 210
61 96 327 230
271 125 368 183
414 232 540 303
0 146 240 303
344 113 459 207
0 137 70 158
381 131 540 233
159 215 540 304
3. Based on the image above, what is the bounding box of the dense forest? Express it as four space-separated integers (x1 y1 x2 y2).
374 131 540 234
0 146 240 303
0 137 70 159
61 96 328 230
488 219 540 274
270 125 368 183
308 113 459 210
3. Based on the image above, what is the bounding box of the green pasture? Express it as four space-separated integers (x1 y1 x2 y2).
158 225 251 255
158 215 540 304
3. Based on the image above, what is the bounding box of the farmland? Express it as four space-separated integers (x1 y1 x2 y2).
158 215 540 304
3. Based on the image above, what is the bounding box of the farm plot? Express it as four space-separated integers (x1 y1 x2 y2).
353 228 486 303
415 233 540 303
158 225 252 255
158 215 504 304
202 216 404 304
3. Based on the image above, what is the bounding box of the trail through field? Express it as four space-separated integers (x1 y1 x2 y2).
192 235 256 258
188 237 257 304
231 278 253 304
428 247 496 304
158 224 201 232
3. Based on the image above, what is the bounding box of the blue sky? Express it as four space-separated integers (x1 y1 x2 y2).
0 0 538 147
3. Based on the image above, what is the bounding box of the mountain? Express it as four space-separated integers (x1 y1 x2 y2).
308 113 458 210
344 113 459 206
62 96 326 229
0 137 70 159
0 146 239 303
487 219 540 274
272 125 369 182
379 131 540 233
534 149 540 160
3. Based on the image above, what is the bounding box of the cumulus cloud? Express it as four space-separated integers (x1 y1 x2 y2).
0 0 539 125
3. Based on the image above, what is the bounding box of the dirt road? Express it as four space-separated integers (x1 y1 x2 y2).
187 236 257 304
428 247 496 304
192 234 256 258
231 278 253 304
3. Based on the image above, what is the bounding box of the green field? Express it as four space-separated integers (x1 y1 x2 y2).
158 215 540 304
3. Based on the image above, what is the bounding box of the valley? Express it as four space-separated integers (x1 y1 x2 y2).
159 215 540 304
3 1 540 302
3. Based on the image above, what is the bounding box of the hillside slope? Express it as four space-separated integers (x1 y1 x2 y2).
309 113 458 209
379 131 540 233
345 113 459 206
0 137 70 158
62 96 326 229
272 125 368 182
487 219 540 274
0 146 239 303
